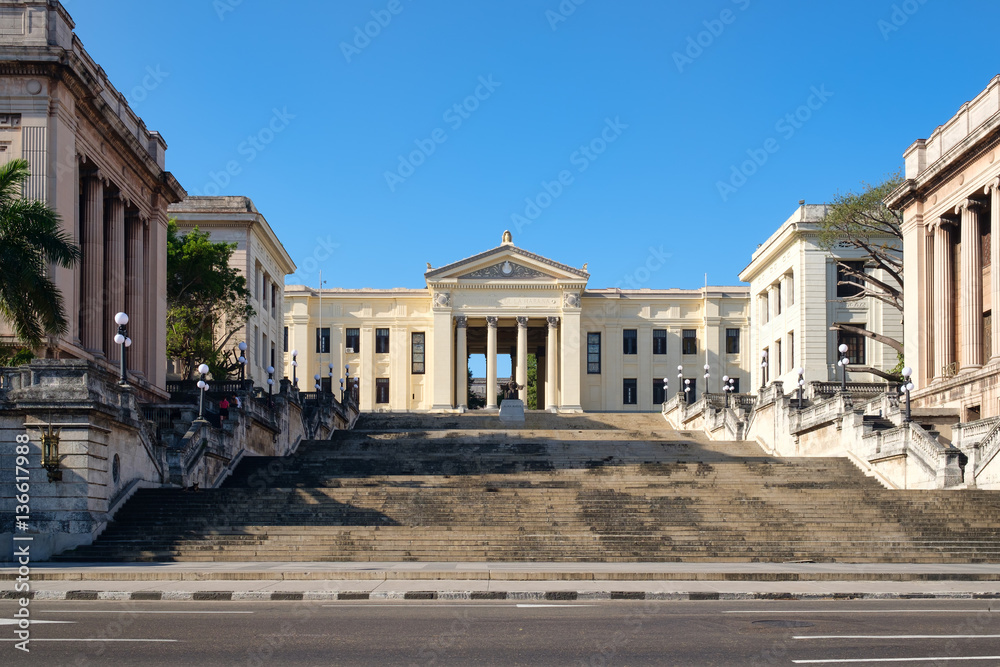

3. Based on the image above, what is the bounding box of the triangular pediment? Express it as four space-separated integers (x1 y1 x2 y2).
425 244 589 284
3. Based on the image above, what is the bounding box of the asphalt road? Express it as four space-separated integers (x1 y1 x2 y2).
1 599 998 666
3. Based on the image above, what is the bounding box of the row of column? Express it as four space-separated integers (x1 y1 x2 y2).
453 316 561 411
80 171 150 377
931 181 1000 380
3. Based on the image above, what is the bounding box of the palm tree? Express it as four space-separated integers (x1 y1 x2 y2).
0 159 81 348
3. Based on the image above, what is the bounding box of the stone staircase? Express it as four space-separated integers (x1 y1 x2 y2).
52 413 1000 563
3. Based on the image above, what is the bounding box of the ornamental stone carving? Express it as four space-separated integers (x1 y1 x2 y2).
434 292 450 308
516 316 529 329
486 316 498 329
563 293 580 308
547 316 561 329
458 261 548 280
455 315 468 328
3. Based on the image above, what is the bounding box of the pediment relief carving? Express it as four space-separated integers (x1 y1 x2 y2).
458 260 550 280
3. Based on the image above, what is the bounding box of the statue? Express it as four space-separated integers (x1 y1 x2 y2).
502 378 523 400
502 230 513 244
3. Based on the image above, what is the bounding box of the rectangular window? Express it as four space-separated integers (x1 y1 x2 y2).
623 329 637 355
270 342 276 370
684 378 697 404
837 261 866 298
653 329 667 355
315 328 330 354
623 378 637 405
345 328 360 354
762 347 769 385
653 380 666 404
787 272 795 306
839 329 866 365
271 284 277 318
730 378 740 394
411 332 425 374
376 378 390 404
682 329 697 355
775 339 782 376
788 331 795 371
726 328 740 354
283 326 288 353
587 333 601 374
776 282 782 315
764 292 770 323
376 328 390 354
262 333 268 368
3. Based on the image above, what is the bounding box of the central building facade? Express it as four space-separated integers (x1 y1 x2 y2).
283 234 750 412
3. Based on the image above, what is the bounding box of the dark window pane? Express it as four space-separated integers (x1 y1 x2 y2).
837 261 866 298
315 328 330 353
623 378 637 405
346 328 360 354
726 328 740 354
412 332 425 374
376 378 389 404
623 329 637 355
283 327 288 353
653 380 666 404
653 329 667 355
376 328 390 354
587 333 601 374
682 329 697 355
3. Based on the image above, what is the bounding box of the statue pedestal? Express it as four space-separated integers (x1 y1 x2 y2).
498 399 525 423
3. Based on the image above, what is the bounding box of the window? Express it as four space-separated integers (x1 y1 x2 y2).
763 292 770 323
623 378 637 405
684 378 697 404
315 328 329 354
775 339 782 376
682 329 697 355
762 347 769 385
587 333 601 374
283 326 288 352
376 378 390 404
776 282 782 315
270 342 276 370
623 329 637 355
787 272 795 306
411 332 425 374
839 329 866 365
653 380 666 404
346 328 360 354
262 333 268 368
376 328 390 354
788 331 795 371
837 261 866 298
730 378 740 394
726 328 740 354
271 284 277 318
653 329 667 355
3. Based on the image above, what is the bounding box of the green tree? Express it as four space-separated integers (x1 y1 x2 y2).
166 220 254 379
819 173 905 381
527 354 537 409
0 159 81 350
467 366 486 409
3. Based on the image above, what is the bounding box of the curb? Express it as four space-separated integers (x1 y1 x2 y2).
4 590 1000 602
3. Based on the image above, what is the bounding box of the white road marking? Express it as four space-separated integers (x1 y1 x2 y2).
516 604 594 608
0 619 75 625
0 639 178 643
725 610 992 614
792 657 1000 664
795 635 1000 640
38 610 254 614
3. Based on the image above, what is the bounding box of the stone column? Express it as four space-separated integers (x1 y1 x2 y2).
455 316 468 410
486 317 498 409
125 212 144 375
934 221 954 379
516 316 529 402
988 179 1000 363
81 174 104 357
546 317 559 412
959 200 983 370
105 194 125 363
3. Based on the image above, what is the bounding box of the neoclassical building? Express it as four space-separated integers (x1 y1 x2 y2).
283 233 750 412
888 75 1000 421
739 202 903 390
0 1 185 397
168 197 296 381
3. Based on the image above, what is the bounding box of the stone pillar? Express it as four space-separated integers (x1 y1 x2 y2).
486 316 498 409
959 200 983 370
430 299 454 411
989 179 1000 363
81 174 104 357
455 316 468 410
125 212 144 375
105 194 125 363
516 317 529 402
934 221 954 379
560 305 583 412
546 317 559 412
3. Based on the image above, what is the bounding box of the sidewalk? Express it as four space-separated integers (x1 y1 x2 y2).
4 562 1000 602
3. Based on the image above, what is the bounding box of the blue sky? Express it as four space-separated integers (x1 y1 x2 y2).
66 0 1000 292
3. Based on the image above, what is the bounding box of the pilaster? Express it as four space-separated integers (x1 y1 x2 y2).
486 317 498 410
81 174 104 357
934 220 955 380
430 307 454 410
516 316 528 402
989 179 1000 363
546 317 560 412
958 200 983 370
559 304 583 412
455 316 468 410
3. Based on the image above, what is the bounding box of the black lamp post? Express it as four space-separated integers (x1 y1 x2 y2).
703 363 710 398
196 363 210 422
760 350 768 389
291 350 298 388
237 341 247 383
266 365 274 400
796 367 805 409
314 373 321 392
900 366 913 422
345 364 351 400
722 374 730 408
328 362 335 394
113 312 132 386
683 378 691 403
662 377 668 406
339 378 345 402
838 343 850 392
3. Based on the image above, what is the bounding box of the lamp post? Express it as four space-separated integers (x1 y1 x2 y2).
838 343 850 392
266 365 274 401
683 378 691 403
797 367 805 409
722 375 730 408
196 363 210 422
339 378 345 402
314 373 321 392
113 312 132 386
703 363 710 398
237 341 247 383
37 422 63 482
328 362 335 394
662 377 668 406
900 366 914 422
760 350 768 389
291 350 298 388
345 364 351 401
